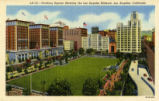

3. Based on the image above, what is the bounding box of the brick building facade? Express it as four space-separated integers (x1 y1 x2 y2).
29 24 49 49
109 42 116 53
6 20 33 51
99 30 117 53
105 30 116 41
6 19 64 64
50 27 63 47
143 41 155 81
63 28 87 50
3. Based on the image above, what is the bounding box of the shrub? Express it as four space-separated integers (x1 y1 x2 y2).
6 85 12 92
23 88 31 95
82 78 98 95
34 64 38 68
86 48 94 55
24 69 28 74
47 79 72 95
79 48 85 55
114 81 123 90
98 79 104 89
6 66 14 72
17 67 22 73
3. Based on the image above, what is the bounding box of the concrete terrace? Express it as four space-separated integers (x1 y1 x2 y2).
128 60 155 96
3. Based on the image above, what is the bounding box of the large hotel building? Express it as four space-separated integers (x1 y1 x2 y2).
29 24 50 49
6 19 64 63
6 20 33 51
50 27 64 47
117 11 141 53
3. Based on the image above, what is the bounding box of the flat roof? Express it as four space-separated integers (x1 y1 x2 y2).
6 19 34 24
29 24 49 26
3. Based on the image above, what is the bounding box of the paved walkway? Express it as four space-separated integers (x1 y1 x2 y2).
128 60 154 96
99 60 127 96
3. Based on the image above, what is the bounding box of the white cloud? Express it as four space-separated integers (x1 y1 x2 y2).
7 9 154 31
7 9 61 24
139 11 155 30
52 12 120 28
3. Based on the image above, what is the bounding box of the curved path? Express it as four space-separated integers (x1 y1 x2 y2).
128 60 154 96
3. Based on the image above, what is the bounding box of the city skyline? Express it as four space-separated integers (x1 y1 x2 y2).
7 6 155 33
5 9 155 96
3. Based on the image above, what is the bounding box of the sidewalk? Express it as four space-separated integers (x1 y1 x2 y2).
128 60 154 96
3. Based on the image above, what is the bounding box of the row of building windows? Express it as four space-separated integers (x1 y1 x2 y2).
64 30 79 36
50 27 59 31
29 25 42 29
6 21 16 26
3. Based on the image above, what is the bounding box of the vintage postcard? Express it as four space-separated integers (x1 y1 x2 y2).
0 0 158 101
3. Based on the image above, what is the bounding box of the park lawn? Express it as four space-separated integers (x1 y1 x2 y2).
8 56 118 95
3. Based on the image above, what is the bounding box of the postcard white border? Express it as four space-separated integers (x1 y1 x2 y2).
0 0 159 101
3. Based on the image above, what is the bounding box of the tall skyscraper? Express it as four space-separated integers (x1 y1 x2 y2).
117 11 141 53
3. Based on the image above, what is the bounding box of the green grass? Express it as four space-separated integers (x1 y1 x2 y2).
8 56 118 95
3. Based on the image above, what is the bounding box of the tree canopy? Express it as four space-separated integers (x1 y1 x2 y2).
47 79 72 95
82 78 98 95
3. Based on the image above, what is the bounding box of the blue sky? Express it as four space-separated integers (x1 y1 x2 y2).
7 6 155 33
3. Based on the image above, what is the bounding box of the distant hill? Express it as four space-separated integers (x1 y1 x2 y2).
141 30 152 37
